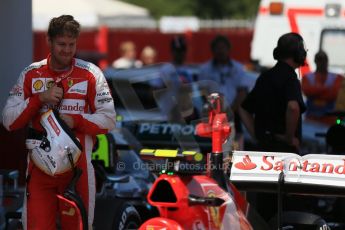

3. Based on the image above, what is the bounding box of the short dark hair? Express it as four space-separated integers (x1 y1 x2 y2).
314 50 328 62
210 35 231 51
47 15 80 39
273 32 306 64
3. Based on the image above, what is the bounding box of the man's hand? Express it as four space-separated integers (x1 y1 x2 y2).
38 85 63 105
276 134 300 150
290 137 300 150
59 114 74 129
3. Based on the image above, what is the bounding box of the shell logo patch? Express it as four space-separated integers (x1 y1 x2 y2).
32 78 54 93
33 80 44 91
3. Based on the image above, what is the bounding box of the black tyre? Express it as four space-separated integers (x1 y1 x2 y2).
94 197 141 230
112 202 141 230
268 211 329 230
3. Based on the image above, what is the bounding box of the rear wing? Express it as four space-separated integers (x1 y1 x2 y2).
230 151 345 196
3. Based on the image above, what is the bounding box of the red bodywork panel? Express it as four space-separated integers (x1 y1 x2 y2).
140 217 183 230
57 194 83 230
140 94 252 229
141 174 252 230
195 96 231 153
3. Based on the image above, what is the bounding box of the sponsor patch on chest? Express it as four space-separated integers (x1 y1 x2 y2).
67 81 88 95
9 85 23 97
32 78 54 93
40 99 86 114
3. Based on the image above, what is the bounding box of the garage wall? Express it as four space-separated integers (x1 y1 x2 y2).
33 28 254 67
0 0 32 121
0 0 32 183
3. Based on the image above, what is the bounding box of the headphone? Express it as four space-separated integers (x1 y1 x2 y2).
273 32 307 66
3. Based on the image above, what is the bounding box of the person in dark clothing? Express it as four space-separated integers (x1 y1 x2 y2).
240 32 307 154
239 32 309 223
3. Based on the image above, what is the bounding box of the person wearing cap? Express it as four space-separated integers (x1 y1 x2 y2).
199 35 253 150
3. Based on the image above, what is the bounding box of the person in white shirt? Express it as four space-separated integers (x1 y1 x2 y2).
112 41 142 69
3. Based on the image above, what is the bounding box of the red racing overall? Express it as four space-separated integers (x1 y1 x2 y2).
2 55 116 229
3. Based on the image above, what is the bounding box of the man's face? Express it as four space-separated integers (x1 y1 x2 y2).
213 42 230 63
49 34 77 69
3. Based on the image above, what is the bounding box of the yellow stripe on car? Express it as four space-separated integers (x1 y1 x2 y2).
154 149 178 157
182 151 197 155
140 149 155 155
140 149 200 158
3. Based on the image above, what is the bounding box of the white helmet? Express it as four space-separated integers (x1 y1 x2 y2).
27 109 82 176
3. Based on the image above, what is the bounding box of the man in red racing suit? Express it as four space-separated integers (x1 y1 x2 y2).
2 15 116 229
